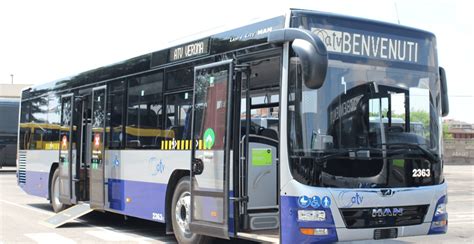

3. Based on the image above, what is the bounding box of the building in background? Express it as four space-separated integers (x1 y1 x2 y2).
444 119 474 139
443 119 474 164
0 84 31 98
0 84 31 167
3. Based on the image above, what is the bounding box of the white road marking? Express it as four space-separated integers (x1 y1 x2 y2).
449 221 474 225
25 233 76 244
85 229 155 243
448 212 474 216
0 199 54 216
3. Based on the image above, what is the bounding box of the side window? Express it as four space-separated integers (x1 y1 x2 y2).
164 91 193 140
107 80 125 149
248 94 279 140
241 57 281 141
19 101 31 150
46 95 61 150
126 72 163 148
30 97 48 150
166 67 193 90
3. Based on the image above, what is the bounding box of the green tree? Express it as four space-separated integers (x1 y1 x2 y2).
410 109 429 129
443 123 453 139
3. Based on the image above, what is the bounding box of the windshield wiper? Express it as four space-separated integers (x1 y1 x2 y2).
314 148 383 163
377 142 439 163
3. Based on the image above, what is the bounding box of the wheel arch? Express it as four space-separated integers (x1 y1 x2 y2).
48 162 59 201
165 169 190 234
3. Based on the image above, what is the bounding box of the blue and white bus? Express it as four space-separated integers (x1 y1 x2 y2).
18 8 450 243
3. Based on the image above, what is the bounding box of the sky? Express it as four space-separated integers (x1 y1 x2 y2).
0 0 473 123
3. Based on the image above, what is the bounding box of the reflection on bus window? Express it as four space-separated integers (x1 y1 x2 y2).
165 92 193 140
126 73 163 149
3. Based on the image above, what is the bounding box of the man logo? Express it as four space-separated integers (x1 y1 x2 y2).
371 207 404 217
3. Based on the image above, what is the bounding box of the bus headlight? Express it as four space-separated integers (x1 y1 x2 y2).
435 203 446 216
298 210 326 221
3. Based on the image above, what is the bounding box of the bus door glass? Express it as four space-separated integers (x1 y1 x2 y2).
59 94 73 204
90 86 107 209
189 60 233 239
239 56 280 231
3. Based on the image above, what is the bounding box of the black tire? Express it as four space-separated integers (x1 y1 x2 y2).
50 168 67 213
171 177 210 244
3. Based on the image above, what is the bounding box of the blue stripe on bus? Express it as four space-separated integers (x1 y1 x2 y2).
21 172 237 228
21 171 49 198
428 195 448 235
229 190 234 236
280 195 338 243
107 178 167 223
19 171 167 223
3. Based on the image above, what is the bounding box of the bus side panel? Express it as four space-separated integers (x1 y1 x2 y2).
19 150 56 199
107 178 168 222
104 150 190 223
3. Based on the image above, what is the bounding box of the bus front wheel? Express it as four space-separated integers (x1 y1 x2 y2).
50 168 67 213
171 177 210 244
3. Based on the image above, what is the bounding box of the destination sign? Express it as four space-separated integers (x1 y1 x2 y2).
169 38 210 62
312 27 424 64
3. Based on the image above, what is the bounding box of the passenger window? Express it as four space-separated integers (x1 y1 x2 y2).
126 72 163 148
243 91 280 141
45 96 61 150
19 101 31 150
165 92 193 140
249 107 279 140
166 67 193 90
107 80 125 149
240 57 280 141
30 97 48 150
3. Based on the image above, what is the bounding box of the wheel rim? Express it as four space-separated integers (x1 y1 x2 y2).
175 191 191 235
53 175 61 208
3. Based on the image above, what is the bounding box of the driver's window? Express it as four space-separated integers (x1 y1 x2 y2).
369 97 389 133
409 87 430 140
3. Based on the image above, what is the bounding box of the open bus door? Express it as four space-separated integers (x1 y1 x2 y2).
189 60 234 239
89 86 107 209
58 94 74 204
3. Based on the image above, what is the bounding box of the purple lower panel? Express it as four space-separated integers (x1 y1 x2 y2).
229 190 234 236
22 171 49 199
281 196 338 244
107 179 167 223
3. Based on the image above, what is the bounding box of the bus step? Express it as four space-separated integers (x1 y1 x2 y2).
40 203 93 228
249 212 279 230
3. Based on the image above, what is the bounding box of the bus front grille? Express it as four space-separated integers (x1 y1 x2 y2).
18 151 27 184
340 205 429 229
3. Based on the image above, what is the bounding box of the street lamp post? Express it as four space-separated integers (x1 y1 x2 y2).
10 74 14 84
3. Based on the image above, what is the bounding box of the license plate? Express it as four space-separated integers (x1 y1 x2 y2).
374 228 398 240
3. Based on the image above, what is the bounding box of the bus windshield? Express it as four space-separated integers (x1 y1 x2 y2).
288 60 442 188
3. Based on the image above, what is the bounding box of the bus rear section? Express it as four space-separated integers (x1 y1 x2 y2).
280 10 449 242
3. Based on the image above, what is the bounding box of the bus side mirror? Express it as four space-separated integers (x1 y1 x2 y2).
291 39 328 89
439 67 449 117
268 28 328 89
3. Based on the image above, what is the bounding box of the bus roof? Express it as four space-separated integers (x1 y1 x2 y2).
291 9 436 38
22 8 436 100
